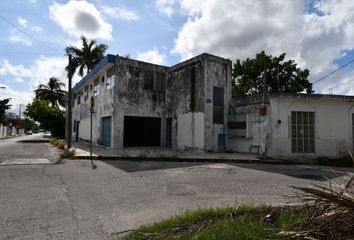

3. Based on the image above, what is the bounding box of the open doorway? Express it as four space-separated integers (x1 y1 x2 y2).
124 116 161 147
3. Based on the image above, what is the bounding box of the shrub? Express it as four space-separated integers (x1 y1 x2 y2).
58 142 65 149
61 148 76 159
50 137 58 145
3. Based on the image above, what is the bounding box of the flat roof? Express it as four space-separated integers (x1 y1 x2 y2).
72 54 116 92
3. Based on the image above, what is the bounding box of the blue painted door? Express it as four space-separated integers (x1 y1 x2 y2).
218 134 226 147
102 117 112 147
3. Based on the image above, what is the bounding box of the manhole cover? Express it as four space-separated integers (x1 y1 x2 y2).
1 158 51 165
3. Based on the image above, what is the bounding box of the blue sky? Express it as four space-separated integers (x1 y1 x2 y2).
1 0 354 113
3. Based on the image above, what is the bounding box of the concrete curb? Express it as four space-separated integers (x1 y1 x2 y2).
70 155 289 165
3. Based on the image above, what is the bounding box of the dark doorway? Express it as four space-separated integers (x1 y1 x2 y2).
124 116 161 147
75 121 80 142
166 118 172 147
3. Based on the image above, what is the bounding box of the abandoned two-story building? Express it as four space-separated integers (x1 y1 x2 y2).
71 53 232 152
72 53 354 158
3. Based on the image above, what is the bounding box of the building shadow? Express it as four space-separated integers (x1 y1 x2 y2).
230 163 354 181
102 160 206 173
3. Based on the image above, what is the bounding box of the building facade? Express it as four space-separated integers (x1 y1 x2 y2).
228 94 354 158
71 53 232 151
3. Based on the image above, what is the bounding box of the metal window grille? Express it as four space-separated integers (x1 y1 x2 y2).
291 111 315 153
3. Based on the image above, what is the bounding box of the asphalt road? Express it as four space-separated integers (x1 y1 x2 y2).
1 136 353 239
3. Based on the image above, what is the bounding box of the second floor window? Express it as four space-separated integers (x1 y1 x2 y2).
106 67 115 89
143 70 154 90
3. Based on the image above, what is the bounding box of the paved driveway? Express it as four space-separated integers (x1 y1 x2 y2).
1 157 353 240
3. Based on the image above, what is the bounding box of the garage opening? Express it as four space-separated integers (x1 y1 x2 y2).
124 116 161 147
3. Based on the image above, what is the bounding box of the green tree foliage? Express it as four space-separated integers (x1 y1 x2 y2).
0 98 11 125
24 99 66 138
232 51 313 96
65 35 108 78
34 77 67 108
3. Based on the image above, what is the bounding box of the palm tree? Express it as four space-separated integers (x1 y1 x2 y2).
65 36 108 78
34 77 67 108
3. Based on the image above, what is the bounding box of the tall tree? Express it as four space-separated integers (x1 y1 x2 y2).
232 51 313 96
65 35 108 78
34 77 67 108
24 99 66 138
0 98 11 125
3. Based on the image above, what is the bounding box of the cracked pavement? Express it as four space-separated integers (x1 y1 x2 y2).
1 135 354 239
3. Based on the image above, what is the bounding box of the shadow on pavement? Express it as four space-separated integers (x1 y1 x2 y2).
231 163 354 181
18 140 50 143
102 160 206 173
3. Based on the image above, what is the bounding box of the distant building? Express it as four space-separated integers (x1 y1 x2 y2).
228 93 354 158
71 53 232 151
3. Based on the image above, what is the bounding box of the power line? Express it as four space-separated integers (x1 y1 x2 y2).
312 58 354 85
0 15 61 54
0 52 64 56
328 78 354 94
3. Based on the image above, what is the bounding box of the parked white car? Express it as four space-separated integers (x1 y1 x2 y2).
42 131 51 138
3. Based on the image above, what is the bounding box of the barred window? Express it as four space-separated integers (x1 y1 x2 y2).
291 111 315 153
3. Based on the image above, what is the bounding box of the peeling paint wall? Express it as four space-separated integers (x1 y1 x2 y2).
203 56 232 151
177 112 204 150
72 64 114 146
227 103 270 154
72 53 232 152
113 57 169 148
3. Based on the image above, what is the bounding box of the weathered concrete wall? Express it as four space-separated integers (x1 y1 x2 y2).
72 63 115 146
227 104 270 154
269 95 354 158
113 57 169 148
203 55 232 151
177 112 204 150
166 57 205 151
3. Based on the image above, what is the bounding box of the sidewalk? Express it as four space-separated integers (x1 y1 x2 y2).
70 141 272 164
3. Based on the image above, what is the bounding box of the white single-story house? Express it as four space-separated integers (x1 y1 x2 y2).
228 93 354 158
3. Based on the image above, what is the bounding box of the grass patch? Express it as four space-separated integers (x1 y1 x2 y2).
119 206 305 240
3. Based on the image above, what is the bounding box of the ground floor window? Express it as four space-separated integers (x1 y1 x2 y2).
291 111 315 153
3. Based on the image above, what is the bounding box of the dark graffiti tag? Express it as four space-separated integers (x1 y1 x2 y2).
117 89 139 98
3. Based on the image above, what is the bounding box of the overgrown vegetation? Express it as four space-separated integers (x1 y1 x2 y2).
61 148 76 159
120 206 305 240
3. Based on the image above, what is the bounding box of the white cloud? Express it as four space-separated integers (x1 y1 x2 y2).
30 26 42 32
13 78 25 83
0 84 33 107
101 5 139 20
8 29 32 46
0 56 82 107
168 0 354 95
136 49 166 65
0 60 33 77
17 17 28 27
156 0 178 17
49 0 112 40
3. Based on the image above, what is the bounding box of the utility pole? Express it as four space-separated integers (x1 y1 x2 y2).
67 54 73 148
17 104 22 134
